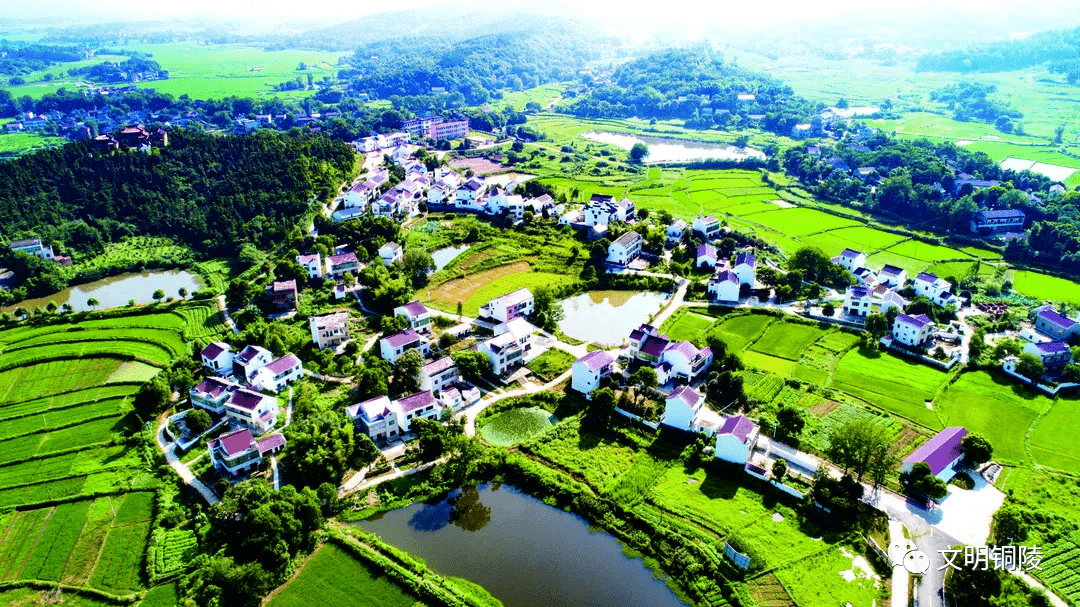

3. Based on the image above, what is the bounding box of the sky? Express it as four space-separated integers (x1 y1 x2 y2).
3 0 1080 37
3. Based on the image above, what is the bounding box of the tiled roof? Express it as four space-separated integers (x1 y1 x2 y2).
10 238 41 248
384 328 425 349
1038 308 1077 330
349 395 393 421
669 219 688 230
194 376 234 398
201 342 230 360
915 272 938 283
493 288 533 308
256 433 287 454
214 428 256 457
272 280 296 292
297 253 321 266
381 242 402 252
879 265 904 276
397 391 437 413
847 286 870 299
712 270 739 284
839 248 862 259
641 335 670 358
904 427 967 476
422 356 456 376
328 252 358 265
312 312 349 330
1034 341 1069 354
398 300 428 317
668 385 703 408
696 244 716 259
236 345 269 363
666 341 700 360
228 388 271 411
977 208 1024 220
896 313 933 329
735 252 756 267
263 354 301 375
576 349 614 372
718 415 756 442
613 231 641 248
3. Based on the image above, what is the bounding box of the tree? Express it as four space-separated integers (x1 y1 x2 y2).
1015 352 1044 382
410 417 447 461
531 286 565 333
353 433 380 469
133 376 170 420
402 249 435 288
961 433 994 466
391 349 424 395
589 387 616 425
186 409 212 434
631 366 658 404
629 142 649 162
283 413 356 489
945 548 1001 605
86 298 99 310
900 462 948 500
822 302 835 316
178 287 188 299
826 419 894 483
452 350 493 382
152 289 166 302
771 458 788 482
864 313 889 339
775 406 805 444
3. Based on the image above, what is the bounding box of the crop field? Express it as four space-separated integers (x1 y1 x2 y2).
749 323 827 361
936 372 1048 466
743 208 862 237
425 262 568 315
710 314 775 352
1027 394 1080 474
1011 270 1080 304
497 82 567 110
0 492 152 593
524 349 574 382
0 587 117 607
478 407 558 447
267 543 417 607
831 350 947 428
663 311 716 344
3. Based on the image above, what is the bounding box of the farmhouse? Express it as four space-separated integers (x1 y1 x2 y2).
200 342 234 374
479 288 534 323
714 416 759 464
843 286 872 317
457 177 487 207
733 252 756 287
660 341 714 383
832 249 866 273
971 208 1025 234
913 272 956 307
902 426 968 481
344 178 379 208
693 215 722 240
571 349 615 394
9 238 54 259
252 354 303 393
269 280 298 311
628 324 670 363
380 328 432 364
379 242 403 266
224 388 279 435
190 377 237 413
419 356 460 393
478 320 533 376
325 252 360 278
667 219 688 244
877 289 908 314
1022 341 1072 375
893 313 934 347
208 429 280 476
877 264 907 288
696 244 717 269
347 396 400 441
394 301 433 334
310 312 350 349
607 231 643 266
233 345 272 382
296 253 322 279
1034 306 1080 340
662 386 722 435
707 270 740 303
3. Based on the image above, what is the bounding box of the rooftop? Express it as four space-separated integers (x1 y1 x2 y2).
904 426 967 476
613 231 641 248
668 385 703 408
397 300 429 318
397 391 437 413
735 252 756 268
383 328 425 349
897 313 933 329
422 356 456 376
576 349 614 372
213 428 256 457
1037 307 1077 330
201 342 230 361
256 433 287 455
263 353 301 375
327 252 358 265
718 415 756 443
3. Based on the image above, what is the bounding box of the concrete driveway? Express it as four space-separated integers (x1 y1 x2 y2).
933 473 1005 547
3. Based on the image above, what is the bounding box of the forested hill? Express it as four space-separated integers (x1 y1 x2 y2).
915 26 1080 78
343 22 606 105
0 130 355 254
561 47 815 135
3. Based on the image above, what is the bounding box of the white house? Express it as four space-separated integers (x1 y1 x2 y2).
343 179 378 208
379 242 403 266
877 265 907 288
224 388 279 435
667 219 688 244
394 301 432 334
733 252 756 287
833 248 866 273
325 252 360 278
607 231 643 266
695 244 717 269
913 272 947 298
1034 306 1080 340
252 354 303 393
660 342 714 383
893 313 934 347
479 320 533 375
395 391 443 430
479 288 534 323
1022 340 1073 375
843 286 873 317
693 215 721 240
347 396 401 442
10 238 54 260
877 289 908 315
901 427 967 482
571 350 615 394
419 356 460 393
379 328 431 364
661 386 711 433
708 270 740 303
296 253 322 279
233 345 273 382
714 416 759 464
457 177 486 206
310 312 350 350
200 342 234 374
209 429 285 476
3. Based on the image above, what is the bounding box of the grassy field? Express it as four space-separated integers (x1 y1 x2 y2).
525 349 574 382
750 323 827 361
1011 269 1080 304
478 407 558 447
267 544 416 607
831 349 947 428
662 311 716 344
710 314 775 352
1024 393 1080 474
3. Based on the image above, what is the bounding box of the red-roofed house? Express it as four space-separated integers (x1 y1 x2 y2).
200 342 234 373
252 354 303 392
714 416 759 464
571 350 615 394
902 427 967 481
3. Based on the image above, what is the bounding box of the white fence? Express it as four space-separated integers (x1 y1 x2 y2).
614 406 660 429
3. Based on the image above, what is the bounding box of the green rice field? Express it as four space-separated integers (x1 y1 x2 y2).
478 407 558 447
267 544 417 607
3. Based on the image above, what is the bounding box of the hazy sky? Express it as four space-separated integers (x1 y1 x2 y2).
4 0 1080 35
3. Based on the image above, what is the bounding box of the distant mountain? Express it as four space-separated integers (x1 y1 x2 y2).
915 26 1080 74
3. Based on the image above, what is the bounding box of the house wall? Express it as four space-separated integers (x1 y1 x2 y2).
661 400 695 432
715 435 750 464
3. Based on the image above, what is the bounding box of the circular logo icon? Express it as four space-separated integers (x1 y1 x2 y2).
888 540 917 567
903 550 931 574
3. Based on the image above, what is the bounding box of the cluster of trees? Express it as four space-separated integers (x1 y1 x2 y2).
929 83 1023 133
343 24 601 106
916 25 1080 74
0 129 356 258
66 56 163 83
562 47 815 137
0 41 88 76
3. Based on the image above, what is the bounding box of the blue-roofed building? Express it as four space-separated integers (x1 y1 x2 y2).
971 208 1025 234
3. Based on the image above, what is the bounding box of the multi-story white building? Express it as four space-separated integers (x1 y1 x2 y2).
325 252 360 278
692 215 721 240
10 237 54 259
310 313 350 349
607 231 642 266
419 356 460 393
892 313 934 347
479 321 533 375
379 328 431 364
296 253 322 279
379 242 403 266
394 301 432 334
708 270 740 302
233 345 272 382
251 354 303 393
877 264 907 288
662 385 722 435
209 429 285 476
479 288 534 323
714 416 759 464
667 219 688 244
571 350 615 394
833 248 866 273
200 342 234 374
843 286 873 317
659 341 714 383
733 251 756 287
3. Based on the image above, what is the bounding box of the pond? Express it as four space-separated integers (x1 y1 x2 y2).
4 269 204 314
431 245 470 271
583 131 765 163
358 484 687 607
558 290 669 346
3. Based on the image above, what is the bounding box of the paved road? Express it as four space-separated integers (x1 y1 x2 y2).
340 457 448 497
216 295 239 335
154 419 220 505
888 520 912 607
